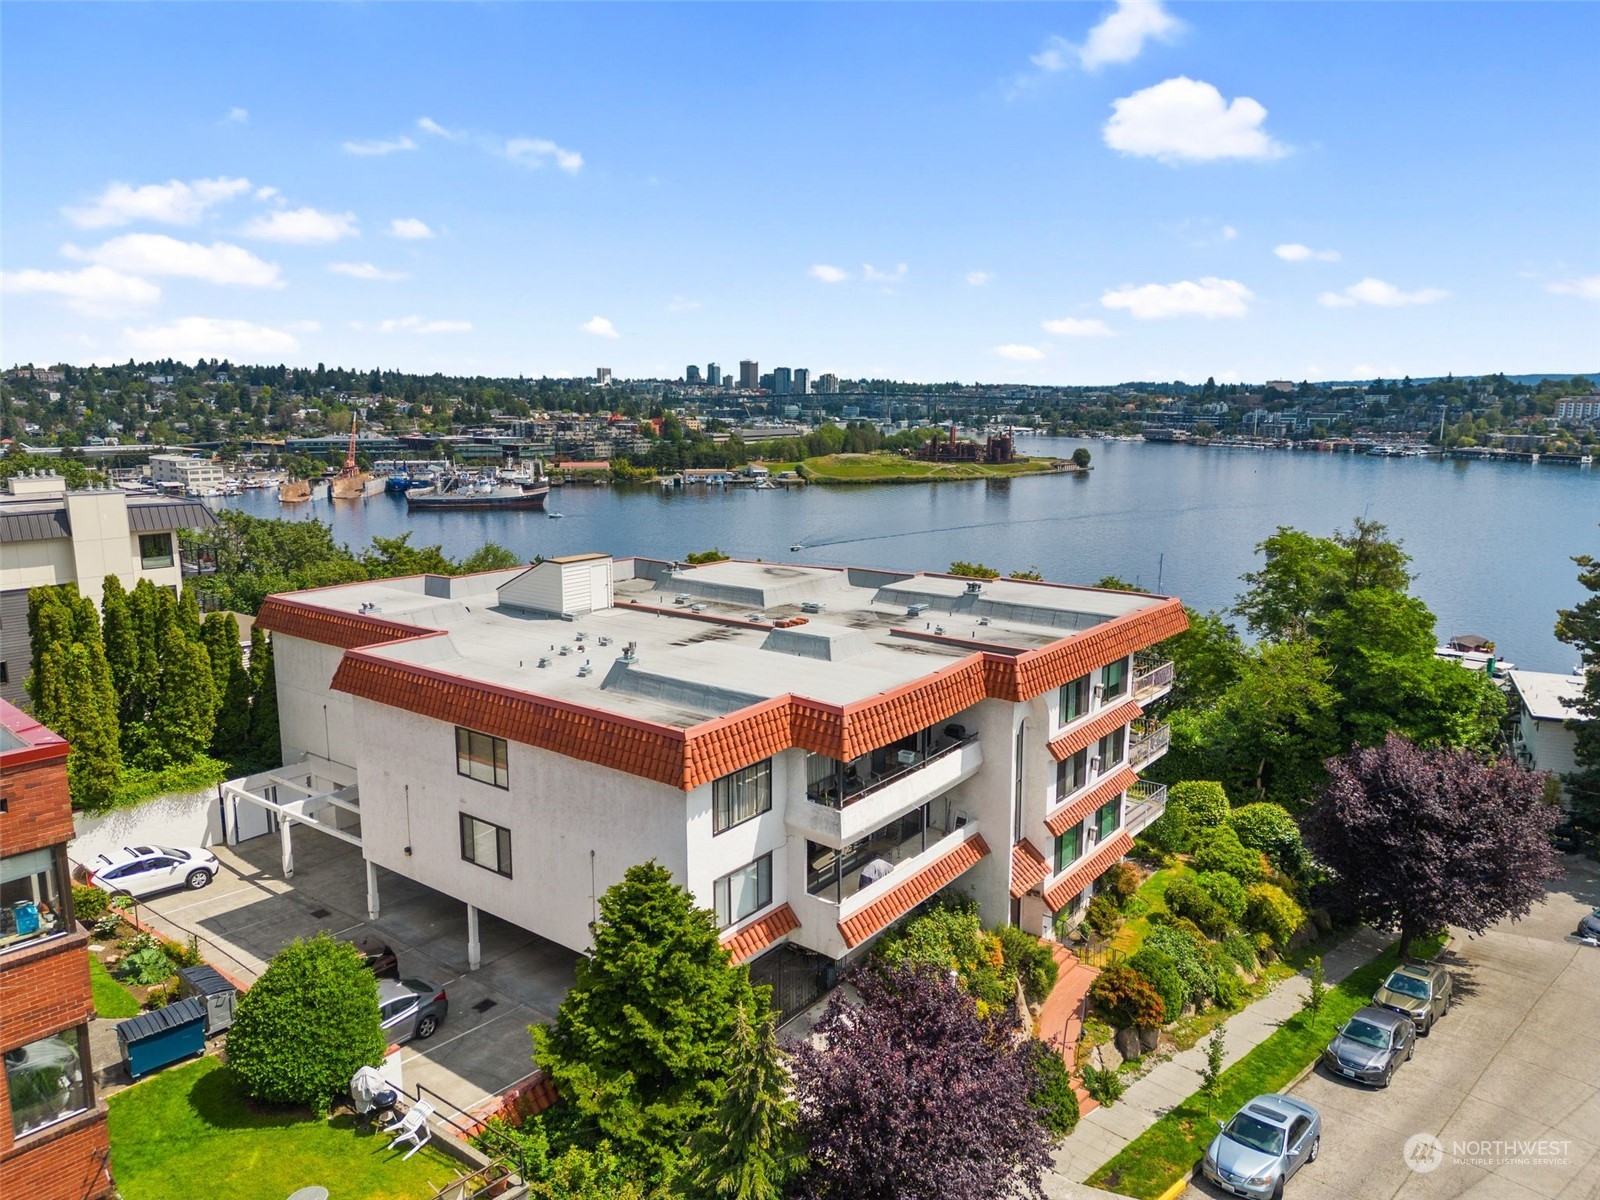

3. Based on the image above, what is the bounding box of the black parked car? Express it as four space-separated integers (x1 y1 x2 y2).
347 935 399 979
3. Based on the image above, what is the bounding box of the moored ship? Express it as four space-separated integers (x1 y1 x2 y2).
406 469 549 512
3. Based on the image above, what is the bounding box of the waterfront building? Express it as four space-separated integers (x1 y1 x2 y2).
0 701 113 1200
706 363 722 387
1556 396 1600 423
147 453 224 494
0 473 215 706
240 555 1181 989
1507 669 1585 785
793 368 810 396
739 360 759 389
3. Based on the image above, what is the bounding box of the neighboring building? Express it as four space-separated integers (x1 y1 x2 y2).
0 701 113 1200
1555 396 1600 422
1265 380 1295 393
147 454 224 494
706 363 722 387
245 555 1182 996
818 373 839 394
772 368 792 396
793 369 810 397
685 365 703 384
595 368 612 386
0 473 217 705
1508 669 1586 784
739 360 759 389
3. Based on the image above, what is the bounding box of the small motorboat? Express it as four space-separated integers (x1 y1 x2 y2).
548 511 564 519
791 543 803 552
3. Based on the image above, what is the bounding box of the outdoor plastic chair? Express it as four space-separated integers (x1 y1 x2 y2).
387 1100 434 1160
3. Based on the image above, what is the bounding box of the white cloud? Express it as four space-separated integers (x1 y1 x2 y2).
343 134 417 156
1041 316 1116 337
329 262 409 282
123 316 300 358
1101 277 1253 319
388 217 434 240
64 234 283 288
1221 225 1239 241
0 265 161 315
1546 275 1600 300
1104 77 1288 164
581 315 620 339
504 137 584 174
666 296 701 312
1030 0 1180 75
1318 278 1448 308
378 315 471 334
241 207 359 244
995 344 1046 361
809 264 849 283
255 186 279 201
64 176 253 229
862 262 909 285
226 107 249 125
966 271 993 287
416 116 454 138
1275 243 1340 263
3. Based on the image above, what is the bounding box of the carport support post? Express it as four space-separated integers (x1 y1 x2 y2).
466 903 481 971
365 859 380 921
279 816 294 879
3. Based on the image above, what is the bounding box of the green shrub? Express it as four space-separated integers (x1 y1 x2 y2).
1081 1064 1126 1107
1212 968 1246 1010
1145 924 1218 1006
226 933 385 1116
1168 781 1230 845
164 934 204 968
1219 933 1259 974
1193 826 1267 882
91 912 123 939
72 884 110 924
996 925 1059 1005
1089 964 1166 1029
1229 803 1309 877
1163 880 1231 939
1126 948 1187 1019
1245 884 1306 948
118 946 176 986
145 980 182 1009
1026 1041 1081 1135
1136 812 1189 856
1253 930 1276 959
1085 894 1122 938
877 899 1012 1007
1194 871 1249 922
1101 861 1142 908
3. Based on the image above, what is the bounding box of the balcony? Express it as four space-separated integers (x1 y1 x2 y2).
1124 779 1168 836
1129 717 1170 769
790 735 983 848
1133 658 1175 703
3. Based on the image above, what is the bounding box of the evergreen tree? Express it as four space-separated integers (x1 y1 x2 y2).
150 630 217 765
248 625 280 765
100 574 141 721
684 1003 804 1200
1555 538 1600 849
57 643 123 813
200 611 240 698
176 585 203 640
25 587 73 715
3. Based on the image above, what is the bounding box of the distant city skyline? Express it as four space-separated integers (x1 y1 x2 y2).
2 3 1595 382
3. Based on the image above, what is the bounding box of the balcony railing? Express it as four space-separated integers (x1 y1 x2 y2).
806 730 978 810
1133 659 1175 701
1124 779 1168 836
1129 719 1170 768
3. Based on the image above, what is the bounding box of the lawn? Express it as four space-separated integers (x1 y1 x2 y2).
1108 862 1194 958
1085 933 1447 1199
800 452 1070 484
107 1057 464 1200
88 955 141 1018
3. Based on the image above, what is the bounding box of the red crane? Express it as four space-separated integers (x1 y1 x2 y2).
341 413 359 476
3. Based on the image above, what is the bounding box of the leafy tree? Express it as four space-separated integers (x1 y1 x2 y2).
1228 803 1309 877
683 1003 804 1200
1303 955 1326 1015
948 561 1000 579
1162 608 1245 709
248 625 281 765
1088 964 1165 1029
1303 733 1560 956
685 548 731 565
1071 447 1091 469
1094 575 1137 591
1243 884 1305 948
1555 537 1600 847
226 933 385 1116
1193 826 1267 882
1199 1029 1226 1117
1234 519 1410 643
148 629 217 766
25 586 74 711
359 532 455 577
1167 781 1229 837
199 611 241 699
532 861 763 1181
54 643 124 813
458 543 523 573
790 964 1052 1200
99 575 142 722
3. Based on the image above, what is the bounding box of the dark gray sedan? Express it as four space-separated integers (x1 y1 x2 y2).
1321 1005 1414 1087
378 977 448 1044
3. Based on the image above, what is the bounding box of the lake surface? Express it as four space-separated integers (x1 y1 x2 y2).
215 437 1597 672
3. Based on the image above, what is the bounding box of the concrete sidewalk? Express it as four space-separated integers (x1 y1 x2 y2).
1045 926 1391 1194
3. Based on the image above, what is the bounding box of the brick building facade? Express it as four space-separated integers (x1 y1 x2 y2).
0 700 113 1200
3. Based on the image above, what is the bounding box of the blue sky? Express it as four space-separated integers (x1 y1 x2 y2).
3 2 1596 383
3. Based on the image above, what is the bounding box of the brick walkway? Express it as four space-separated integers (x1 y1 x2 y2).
1035 942 1101 1114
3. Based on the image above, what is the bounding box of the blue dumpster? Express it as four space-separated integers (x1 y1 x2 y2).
115 996 207 1080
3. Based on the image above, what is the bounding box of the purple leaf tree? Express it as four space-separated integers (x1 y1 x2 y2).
788 963 1052 1200
1304 733 1562 956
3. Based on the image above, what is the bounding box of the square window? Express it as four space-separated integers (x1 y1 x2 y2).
456 727 509 789
713 853 772 928
460 813 512 877
139 532 174 569
712 759 772 834
6 1028 88 1138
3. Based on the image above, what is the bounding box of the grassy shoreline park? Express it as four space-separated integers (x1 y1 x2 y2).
799 451 1082 484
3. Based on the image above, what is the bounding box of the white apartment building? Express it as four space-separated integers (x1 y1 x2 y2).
242 555 1182 976
148 453 225 494
1508 669 1586 784
0 472 216 705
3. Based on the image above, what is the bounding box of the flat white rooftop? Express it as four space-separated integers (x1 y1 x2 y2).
283 556 1172 729
1508 669 1586 723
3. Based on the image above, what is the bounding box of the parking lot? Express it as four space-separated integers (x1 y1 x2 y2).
123 830 580 1115
1187 856 1600 1200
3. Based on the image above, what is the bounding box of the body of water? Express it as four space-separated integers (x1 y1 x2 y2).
215 438 1596 673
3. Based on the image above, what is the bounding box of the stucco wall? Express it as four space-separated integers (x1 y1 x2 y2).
69 787 224 869
274 634 358 768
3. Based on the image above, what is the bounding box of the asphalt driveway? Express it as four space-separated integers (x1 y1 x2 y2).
1186 856 1600 1200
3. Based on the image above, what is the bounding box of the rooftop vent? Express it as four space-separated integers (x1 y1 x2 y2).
674 593 691 606
597 635 613 647
690 603 707 613
537 657 552 668
577 663 593 678
964 580 983 596
746 613 764 623
575 631 587 641
800 601 826 614
934 625 946 636
619 641 639 665
907 603 928 617
559 645 572 656
978 616 991 626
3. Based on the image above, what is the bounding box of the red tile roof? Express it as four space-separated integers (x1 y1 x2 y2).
1004 600 1189 702
720 903 800 963
837 835 991 948
1046 700 1144 762
1041 830 1133 911
257 596 437 651
1046 766 1140 836
1010 839 1049 899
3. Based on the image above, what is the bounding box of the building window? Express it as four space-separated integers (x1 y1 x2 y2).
1101 658 1129 701
1058 674 1090 724
712 759 772 834
138 532 174 569
1056 748 1088 799
1095 795 1121 841
1096 728 1125 772
456 727 509 789
0 847 67 950
1054 825 1083 874
6 1027 89 1138
712 853 772 928
459 813 512 878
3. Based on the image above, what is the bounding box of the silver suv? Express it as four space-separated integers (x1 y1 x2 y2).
1372 961 1452 1034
